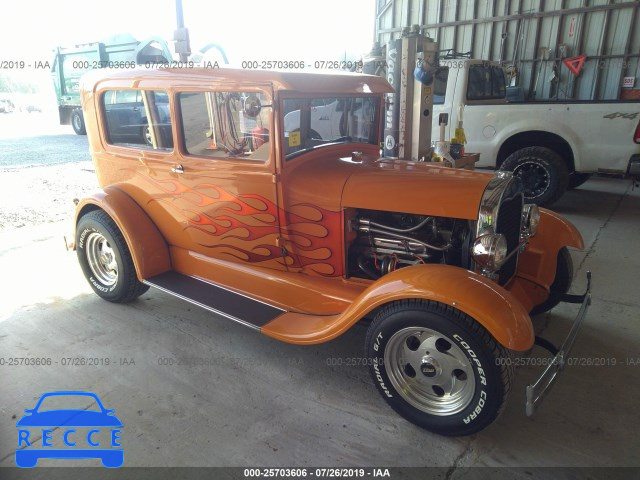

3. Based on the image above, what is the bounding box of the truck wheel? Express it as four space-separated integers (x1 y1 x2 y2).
71 109 86 135
530 247 573 316
365 299 514 436
76 210 149 303
567 172 592 190
501 147 568 206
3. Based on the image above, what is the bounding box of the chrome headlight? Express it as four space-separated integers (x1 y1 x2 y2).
472 234 508 271
522 204 540 237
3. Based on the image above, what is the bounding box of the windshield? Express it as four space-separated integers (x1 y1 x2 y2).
283 96 380 159
35 394 102 412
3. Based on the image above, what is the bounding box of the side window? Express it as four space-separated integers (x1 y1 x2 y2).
433 67 449 105
466 64 507 101
491 66 507 98
114 90 139 104
178 91 271 161
102 89 173 150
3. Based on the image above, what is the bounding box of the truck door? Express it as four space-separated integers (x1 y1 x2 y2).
431 65 456 140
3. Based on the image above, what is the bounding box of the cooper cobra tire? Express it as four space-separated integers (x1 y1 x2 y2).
71 109 86 135
76 210 149 303
530 247 573 316
365 299 514 436
500 146 569 206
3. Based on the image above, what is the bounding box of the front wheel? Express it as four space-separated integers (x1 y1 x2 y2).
76 210 149 303
143 125 152 146
365 299 514 436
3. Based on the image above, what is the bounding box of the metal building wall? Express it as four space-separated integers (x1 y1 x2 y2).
375 0 640 100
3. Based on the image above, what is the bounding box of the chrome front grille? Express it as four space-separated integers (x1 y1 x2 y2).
476 171 524 286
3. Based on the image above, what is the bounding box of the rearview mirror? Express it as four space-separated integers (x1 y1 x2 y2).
244 95 262 118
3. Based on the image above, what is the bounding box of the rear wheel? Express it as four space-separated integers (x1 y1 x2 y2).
530 247 573 315
567 172 592 190
71 109 86 135
76 210 148 303
501 147 569 206
365 299 513 436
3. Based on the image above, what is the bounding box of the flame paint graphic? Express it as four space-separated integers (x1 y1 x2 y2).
135 172 343 276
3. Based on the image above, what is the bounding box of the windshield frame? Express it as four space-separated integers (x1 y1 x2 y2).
279 92 382 161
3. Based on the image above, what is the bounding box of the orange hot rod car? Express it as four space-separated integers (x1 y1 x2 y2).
70 67 591 436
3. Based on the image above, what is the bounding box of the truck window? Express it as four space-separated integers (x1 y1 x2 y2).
433 67 449 105
178 91 271 161
102 89 172 150
466 64 506 101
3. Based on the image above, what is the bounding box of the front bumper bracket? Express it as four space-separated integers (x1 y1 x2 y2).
525 271 592 417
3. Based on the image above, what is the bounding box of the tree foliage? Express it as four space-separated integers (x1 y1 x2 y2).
0 74 38 93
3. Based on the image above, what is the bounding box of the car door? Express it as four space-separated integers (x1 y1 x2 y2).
166 87 287 271
95 84 286 273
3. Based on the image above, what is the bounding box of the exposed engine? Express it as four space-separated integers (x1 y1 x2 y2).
347 209 474 280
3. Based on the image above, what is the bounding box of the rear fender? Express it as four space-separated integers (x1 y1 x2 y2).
262 264 534 351
74 187 170 281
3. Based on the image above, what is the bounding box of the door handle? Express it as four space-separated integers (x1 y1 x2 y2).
171 164 184 174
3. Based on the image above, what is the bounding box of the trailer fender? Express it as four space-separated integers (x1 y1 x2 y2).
73 186 170 281
262 264 534 351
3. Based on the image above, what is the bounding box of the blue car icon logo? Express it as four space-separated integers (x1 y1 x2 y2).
15 391 123 468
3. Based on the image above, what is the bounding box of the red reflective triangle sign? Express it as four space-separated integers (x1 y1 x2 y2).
563 54 586 76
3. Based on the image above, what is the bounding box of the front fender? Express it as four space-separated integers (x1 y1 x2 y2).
516 208 584 288
73 186 171 281
261 264 534 351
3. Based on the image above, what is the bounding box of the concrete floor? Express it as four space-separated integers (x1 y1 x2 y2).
0 176 638 473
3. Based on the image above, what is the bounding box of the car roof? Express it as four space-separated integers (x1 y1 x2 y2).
82 67 394 95
37 390 100 398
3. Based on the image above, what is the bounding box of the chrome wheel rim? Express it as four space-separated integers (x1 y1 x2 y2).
144 126 152 145
513 160 550 198
384 327 476 416
72 114 82 131
85 232 118 286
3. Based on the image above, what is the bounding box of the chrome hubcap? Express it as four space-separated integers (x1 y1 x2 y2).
86 232 118 286
384 327 476 415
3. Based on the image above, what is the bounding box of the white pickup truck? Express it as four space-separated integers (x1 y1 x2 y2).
432 60 640 206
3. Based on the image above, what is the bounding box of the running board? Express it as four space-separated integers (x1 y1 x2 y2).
144 272 285 329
